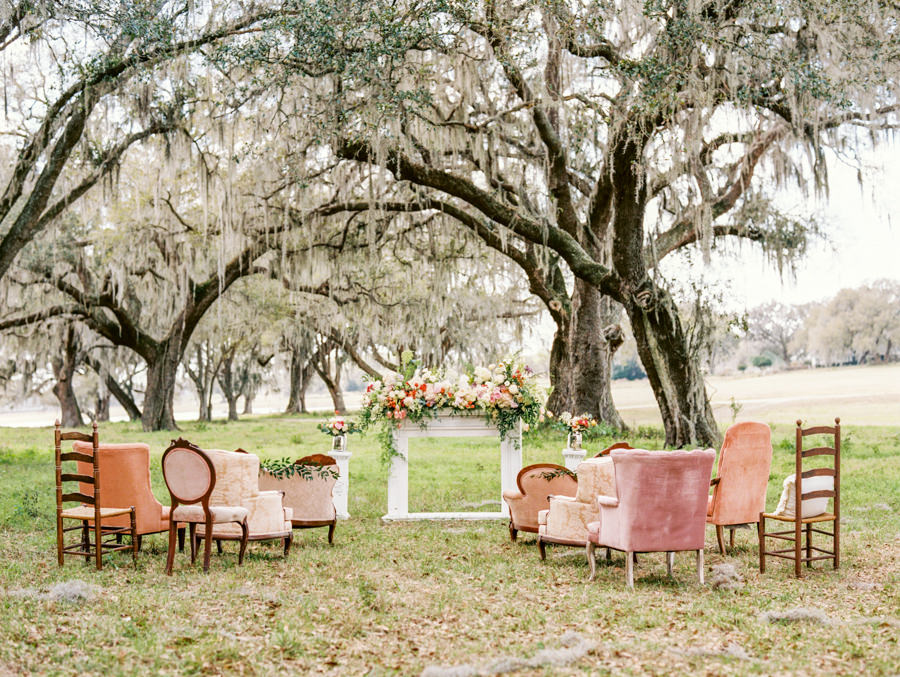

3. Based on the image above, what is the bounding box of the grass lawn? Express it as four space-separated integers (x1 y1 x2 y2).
0 415 898 675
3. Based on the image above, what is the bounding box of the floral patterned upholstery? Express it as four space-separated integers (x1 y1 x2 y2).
196 450 292 539
538 457 617 544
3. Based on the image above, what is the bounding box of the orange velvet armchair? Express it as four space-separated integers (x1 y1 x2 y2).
707 422 773 554
74 441 182 550
502 463 577 541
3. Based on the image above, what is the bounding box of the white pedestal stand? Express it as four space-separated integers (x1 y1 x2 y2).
330 449 352 519
383 414 522 521
562 447 586 471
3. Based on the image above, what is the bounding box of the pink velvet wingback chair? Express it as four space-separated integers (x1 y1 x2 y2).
707 422 773 554
502 463 577 541
587 448 715 588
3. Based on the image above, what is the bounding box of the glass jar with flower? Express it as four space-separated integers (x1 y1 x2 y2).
317 413 362 452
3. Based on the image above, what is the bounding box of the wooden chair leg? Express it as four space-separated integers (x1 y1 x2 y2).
189 523 197 564
130 509 137 566
715 524 726 555
509 523 517 542
82 522 91 566
586 542 596 581
136 534 143 552
237 518 249 566
758 514 766 573
666 551 674 577
283 532 292 557
729 527 735 550
327 521 335 544
834 518 840 569
216 540 223 555
794 518 802 578
178 526 185 552
95 516 103 570
165 522 177 575
806 522 813 568
697 549 704 584
537 537 546 561
202 518 213 573
625 551 634 588
606 547 611 562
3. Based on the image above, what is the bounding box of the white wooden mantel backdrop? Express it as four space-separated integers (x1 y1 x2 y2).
383 414 522 521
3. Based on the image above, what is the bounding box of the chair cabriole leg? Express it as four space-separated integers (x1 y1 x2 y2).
202 517 213 572
715 524 726 554
696 549 704 584
666 551 674 577
327 520 335 544
586 542 596 581
165 521 177 575
238 518 249 565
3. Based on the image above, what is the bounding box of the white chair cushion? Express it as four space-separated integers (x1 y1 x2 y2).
774 474 834 518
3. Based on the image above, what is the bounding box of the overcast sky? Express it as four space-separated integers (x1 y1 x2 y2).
687 141 900 310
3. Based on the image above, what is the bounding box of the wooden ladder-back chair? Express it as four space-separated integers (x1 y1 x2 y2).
54 421 136 570
759 418 840 577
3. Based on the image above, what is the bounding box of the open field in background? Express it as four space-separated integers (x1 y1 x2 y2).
0 402 898 675
613 364 900 428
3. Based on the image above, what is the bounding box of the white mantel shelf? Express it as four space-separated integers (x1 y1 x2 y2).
382 413 522 522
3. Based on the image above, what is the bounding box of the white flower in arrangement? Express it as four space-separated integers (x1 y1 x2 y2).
473 366 491 383
508 383 519 395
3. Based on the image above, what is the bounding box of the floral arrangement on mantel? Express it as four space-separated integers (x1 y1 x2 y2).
360 355 543 464
317 414 363 437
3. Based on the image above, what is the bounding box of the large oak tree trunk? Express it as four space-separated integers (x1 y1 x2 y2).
51 327 83 427
571 282 625 429
285 350 314 414
610 133 719 448
217 350 240 422
545 308 575 416
142 342 181 432
625 289 719 448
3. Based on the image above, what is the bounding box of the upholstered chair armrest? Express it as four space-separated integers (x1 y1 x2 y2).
502 490 524 502
244 491 289 534
548 494 575 503
597 495 619 508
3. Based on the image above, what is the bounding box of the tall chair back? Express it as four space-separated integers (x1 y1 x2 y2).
54 421 136 569
759 418 840 577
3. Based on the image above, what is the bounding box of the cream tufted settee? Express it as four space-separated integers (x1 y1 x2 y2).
195 449 293 554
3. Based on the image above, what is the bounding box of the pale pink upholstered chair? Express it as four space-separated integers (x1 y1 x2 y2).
162 439 249 574
707 422 772 554
586 448 715 588
502 463 577 541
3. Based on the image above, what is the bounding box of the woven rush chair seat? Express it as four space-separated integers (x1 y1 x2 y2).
61 506 134 520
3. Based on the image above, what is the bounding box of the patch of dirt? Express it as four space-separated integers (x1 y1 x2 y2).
421 631 595 676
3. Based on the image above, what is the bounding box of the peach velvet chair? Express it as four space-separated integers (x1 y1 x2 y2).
707 422 773 554
194 446 293 555
259 454 338 543
162 439 249 574
586 448 715 588
502 463 577 541
536 454 618 558
74 440 183 551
